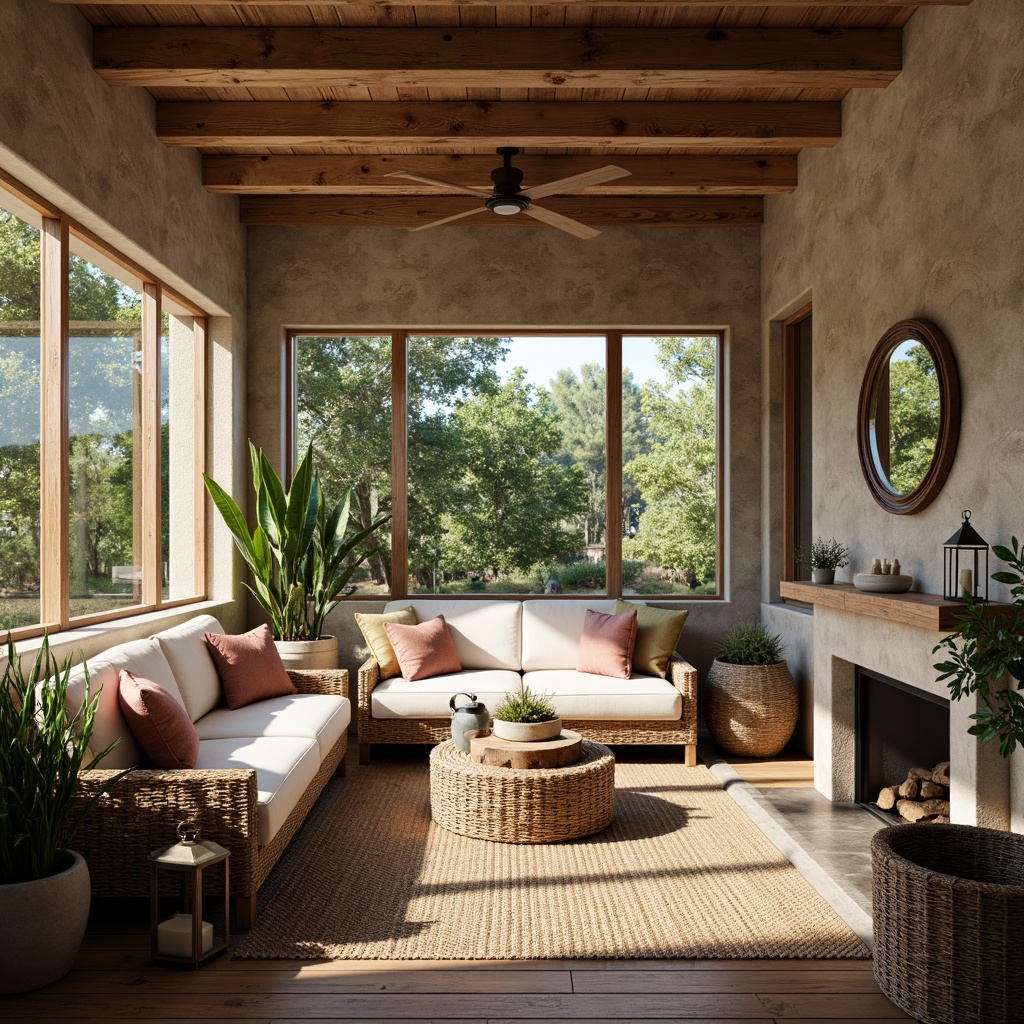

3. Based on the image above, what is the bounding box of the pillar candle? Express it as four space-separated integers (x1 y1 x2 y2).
960 568 973 598
157 912 214 958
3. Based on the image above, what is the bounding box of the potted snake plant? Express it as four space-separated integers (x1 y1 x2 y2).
204 442 390 670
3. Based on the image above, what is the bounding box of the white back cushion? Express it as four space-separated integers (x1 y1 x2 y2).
152 615 225 722
383 599 522 670
66 638 183 769
521 599 620 671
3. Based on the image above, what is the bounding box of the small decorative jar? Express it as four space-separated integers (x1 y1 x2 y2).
449 693 491 753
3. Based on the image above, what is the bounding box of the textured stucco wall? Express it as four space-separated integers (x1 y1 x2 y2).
0 0 249 633
247 224 762 680
760 0 1024 812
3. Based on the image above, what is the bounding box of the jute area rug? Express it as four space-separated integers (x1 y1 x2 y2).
234 760 869 961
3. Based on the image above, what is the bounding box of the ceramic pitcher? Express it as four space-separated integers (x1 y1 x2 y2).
449 692 490 753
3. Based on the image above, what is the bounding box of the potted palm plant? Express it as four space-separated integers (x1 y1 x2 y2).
704 621 797 757
0 634 127 994
204 442 390 670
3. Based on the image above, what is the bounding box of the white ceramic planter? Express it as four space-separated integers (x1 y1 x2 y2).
0 850 91 994
491 717 562 743
274 635 339 671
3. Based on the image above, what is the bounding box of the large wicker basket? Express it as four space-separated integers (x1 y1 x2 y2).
704 658 797 757
872 823 1024 1024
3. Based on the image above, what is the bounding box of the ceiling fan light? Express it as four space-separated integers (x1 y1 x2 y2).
486 194 530 216
493 202 524 215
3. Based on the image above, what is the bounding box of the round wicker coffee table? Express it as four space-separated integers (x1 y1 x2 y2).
429 739 615 844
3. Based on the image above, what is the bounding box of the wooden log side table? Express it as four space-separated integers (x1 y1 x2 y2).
428 739 615 844
469 729 584 769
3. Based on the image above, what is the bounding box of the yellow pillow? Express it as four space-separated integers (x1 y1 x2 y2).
354 607 417 679
615 599 689 679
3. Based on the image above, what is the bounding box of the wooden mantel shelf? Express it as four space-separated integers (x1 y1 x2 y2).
779 581 1011 632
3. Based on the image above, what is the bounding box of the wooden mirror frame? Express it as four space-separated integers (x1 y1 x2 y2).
857 318 960 515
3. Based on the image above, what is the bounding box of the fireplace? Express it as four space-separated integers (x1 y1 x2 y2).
855 666 950 821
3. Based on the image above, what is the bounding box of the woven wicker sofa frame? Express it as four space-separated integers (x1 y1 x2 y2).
358 653 698 767
69 669 348 928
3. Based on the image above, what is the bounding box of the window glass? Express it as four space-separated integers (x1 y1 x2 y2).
162 310 200 601
407 335 602 595
623 335 719 596
0 203 42 630
68 245 144 618
295 335 392 597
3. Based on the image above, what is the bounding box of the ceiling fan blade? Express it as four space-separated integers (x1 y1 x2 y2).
386 171 491 198
522 165 631 201
522 204 600 240
410 205 488 232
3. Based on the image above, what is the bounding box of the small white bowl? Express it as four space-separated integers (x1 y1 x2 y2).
853 573 913 594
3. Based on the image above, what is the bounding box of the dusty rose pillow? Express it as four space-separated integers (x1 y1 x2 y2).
204 623 297 710
383 615 462 681
577 608 638 679
118 670 199 769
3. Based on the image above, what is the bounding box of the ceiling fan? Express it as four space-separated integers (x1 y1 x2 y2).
388 148 630 240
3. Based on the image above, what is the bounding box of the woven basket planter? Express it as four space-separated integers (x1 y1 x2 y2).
872 823 1024 1024
704 658 797 757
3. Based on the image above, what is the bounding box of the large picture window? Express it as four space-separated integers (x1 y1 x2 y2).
0 175 208 639
292 330 722 600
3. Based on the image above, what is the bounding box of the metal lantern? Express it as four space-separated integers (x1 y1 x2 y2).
149 820 230 968
943 509 989 603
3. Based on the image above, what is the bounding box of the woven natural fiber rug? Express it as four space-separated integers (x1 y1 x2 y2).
234 760 869 960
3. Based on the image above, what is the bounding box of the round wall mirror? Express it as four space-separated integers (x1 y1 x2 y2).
857 319 960 514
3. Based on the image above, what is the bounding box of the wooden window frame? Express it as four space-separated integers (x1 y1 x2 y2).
289 328 725 602
0 172 208 641
782 303 812 583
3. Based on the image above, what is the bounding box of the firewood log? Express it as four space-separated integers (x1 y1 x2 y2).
908 767 934 781
877 785 900 811
920 798 950 816
919 780 946 800
898 778 920 800
932 816 950 823
932 761 951 786
897 800 934 822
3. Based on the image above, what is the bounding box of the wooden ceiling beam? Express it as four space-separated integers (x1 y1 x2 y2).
49 0 975 7
157 101 841 149
96 27 900 91
203 154 798 196
239 195 763 228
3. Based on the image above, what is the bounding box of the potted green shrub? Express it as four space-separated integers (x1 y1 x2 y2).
704 621 797 757
797 537 851 584
204 442 390 670
0 634 127 994
492 682 561 742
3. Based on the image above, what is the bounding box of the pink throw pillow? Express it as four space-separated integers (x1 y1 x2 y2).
383 615 462 681
204 623 297 710
577 608 638 679
118 670 199 769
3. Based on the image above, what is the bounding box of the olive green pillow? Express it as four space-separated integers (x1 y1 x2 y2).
615 599 689 679
354 607 417 679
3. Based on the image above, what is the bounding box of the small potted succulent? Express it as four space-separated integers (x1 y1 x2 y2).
704 621 797 757
492 682 561 742
797 536 851 584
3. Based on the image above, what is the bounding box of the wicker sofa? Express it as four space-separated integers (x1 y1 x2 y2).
66 615 350 926
358 599 697 766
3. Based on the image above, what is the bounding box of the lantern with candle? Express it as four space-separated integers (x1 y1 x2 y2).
943 510 989 602
149 821 229 967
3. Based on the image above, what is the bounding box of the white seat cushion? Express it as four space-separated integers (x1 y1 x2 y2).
194 694 351 760
521 599 621 671
64 638 186 770
152 614 225 722
370 669 521 719
522 670 682 721
195 736 320 846
383 600 521 671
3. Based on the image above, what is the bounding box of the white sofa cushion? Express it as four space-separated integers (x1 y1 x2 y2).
521 599 620 671
522 670 682 721
370 669 521 719
66 638 185 770
195 736 320 846
195 694 351 761
384 599 521 671
152 615 225 723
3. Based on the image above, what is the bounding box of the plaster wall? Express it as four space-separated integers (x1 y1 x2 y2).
247 224 763 679
0 0 249 635
760 0 1024 816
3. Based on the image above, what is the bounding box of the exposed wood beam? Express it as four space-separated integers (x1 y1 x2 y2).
95 27 900 91
203 154 798 196
157 101 840 149
239 195 763 227
50 0 976 7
